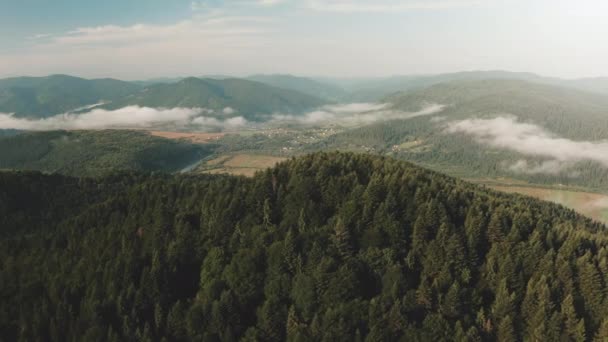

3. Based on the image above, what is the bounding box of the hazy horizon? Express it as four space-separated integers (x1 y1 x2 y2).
1 0 607 80
3 69 608 83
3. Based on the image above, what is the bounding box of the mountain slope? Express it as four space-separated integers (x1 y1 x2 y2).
247 74 345 100
324 70 608 101
0 130 212 176
316 80 608 189
387 79 608 139
0 75 141 118
2 152 608 341
109 77 328 120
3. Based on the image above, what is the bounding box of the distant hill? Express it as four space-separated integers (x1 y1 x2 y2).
386 79 608 139
247 74 345 101
0 130 212 176
568 77 608 95
321 70 608 101
316 79 608 189
108 77 328 120
319 71 543 101
0 75 141 118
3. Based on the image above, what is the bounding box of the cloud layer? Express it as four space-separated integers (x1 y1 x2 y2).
271 102 444 126
446 116 608 174
0 106 248 131
0 102 445 132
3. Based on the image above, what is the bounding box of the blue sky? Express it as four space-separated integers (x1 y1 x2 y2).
1 0 607 79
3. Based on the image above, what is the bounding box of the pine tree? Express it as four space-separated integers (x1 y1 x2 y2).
497 315 516 342
487 210 506 244
284 229 298 274
594 319 608 342
333 217 353 259
492 279 515 323
561 294 585 342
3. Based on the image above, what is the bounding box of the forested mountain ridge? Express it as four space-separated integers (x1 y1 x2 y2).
107 77 328 120
0 75 327 120
0 130 212 176
2 152 608 341
0 75 141 118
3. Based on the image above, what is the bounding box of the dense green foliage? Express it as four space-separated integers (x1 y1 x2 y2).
0 130 212 176
108 77 327 120
2 152 608 341
0 75 141 118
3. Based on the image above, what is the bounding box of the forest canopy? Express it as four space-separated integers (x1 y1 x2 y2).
2 152 608 341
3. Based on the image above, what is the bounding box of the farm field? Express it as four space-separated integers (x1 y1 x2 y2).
198 153 287 177
489 185 608 224
148 131 225 144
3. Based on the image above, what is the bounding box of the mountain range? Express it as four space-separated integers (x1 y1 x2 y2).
3 71 608 119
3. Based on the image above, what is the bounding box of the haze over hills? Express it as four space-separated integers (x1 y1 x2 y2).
246 74 346 101
317 71 608 102
2 71 608 120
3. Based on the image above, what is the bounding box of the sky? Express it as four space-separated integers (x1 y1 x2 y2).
1 0 607 80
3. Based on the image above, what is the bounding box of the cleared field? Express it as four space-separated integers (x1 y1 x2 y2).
148 131 225 144
200 154 287 177
490 185 608 224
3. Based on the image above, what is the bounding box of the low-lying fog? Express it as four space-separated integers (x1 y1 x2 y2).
0 103 444 131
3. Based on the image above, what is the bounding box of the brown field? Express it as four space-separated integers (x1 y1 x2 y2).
148 131 225 143
490 185 608 224
200 154 287 177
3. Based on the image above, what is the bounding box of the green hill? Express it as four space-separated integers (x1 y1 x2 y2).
0 75 141 118
0 130 212 176
315 80 608 190
386 79 608 139
2 152 608 341
247 74 345 101
109 77 328 120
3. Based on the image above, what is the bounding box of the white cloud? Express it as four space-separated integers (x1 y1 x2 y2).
191 0 286 11
222 107 236 115
305 0 486 12
28 33 52 40
0 106 248 131
507 159 573 175
258 0 287 5
446 116 608 174
271 102 444 126
50 18 268 47
323 102 387 113
0 13 275 79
